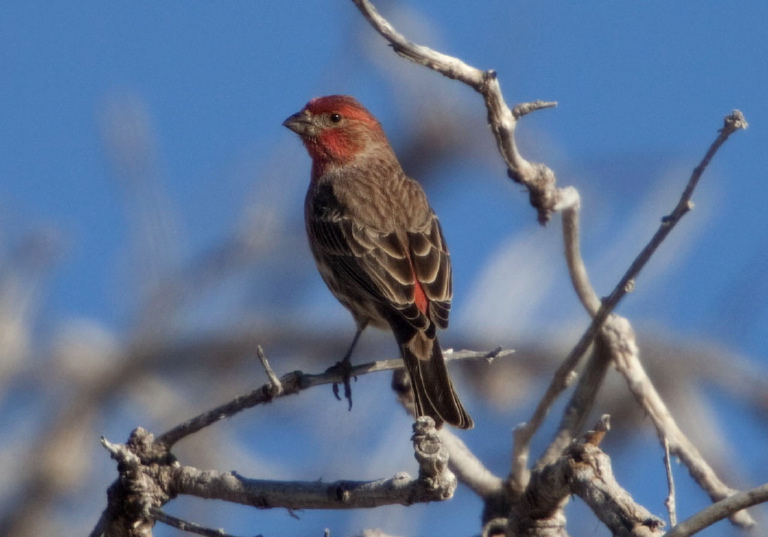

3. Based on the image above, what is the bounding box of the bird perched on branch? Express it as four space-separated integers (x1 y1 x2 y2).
283 95 473 429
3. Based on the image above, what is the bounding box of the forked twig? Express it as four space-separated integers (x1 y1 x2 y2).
512 111 747 493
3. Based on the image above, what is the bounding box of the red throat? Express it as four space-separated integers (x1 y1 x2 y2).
308 128 360 165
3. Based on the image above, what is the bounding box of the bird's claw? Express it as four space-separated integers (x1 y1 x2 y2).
328 360 355 410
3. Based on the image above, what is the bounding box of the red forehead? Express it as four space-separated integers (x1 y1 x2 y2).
304 95 376 123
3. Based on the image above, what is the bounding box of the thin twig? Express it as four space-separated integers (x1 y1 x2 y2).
257 345 282 396
534 332 613 469
513 101 558 119
510 111 748 494
352 0 562 224
597 111 747 323
509 346 583 495
663 437 677 527
155 348 510 449
152 507 258 537
559 188 600 316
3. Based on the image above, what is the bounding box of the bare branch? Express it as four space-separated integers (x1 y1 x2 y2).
596 111 747 328
172 467 436 510
352 0 562 224
535 332 613 469
352 0 486 87
559 188 601 316
352 4 752 531
151 508 257 537
156 347 509 449
90 432 172 537
510 111 748 494
565 435 665 537
609 316 755 528
173 420 455 510
663 483 768 537
509 374 568 495
512 416 665 537
93 419 456 536
663 437 677 527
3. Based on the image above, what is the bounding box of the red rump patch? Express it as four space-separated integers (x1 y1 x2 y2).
413 279 428 316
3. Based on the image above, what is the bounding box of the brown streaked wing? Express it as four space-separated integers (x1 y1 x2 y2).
307 214 384 303
309 208 430 331
407 213 452 330
353 225 432 332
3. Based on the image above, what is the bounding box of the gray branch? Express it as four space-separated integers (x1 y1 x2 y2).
155 347 509 449
608 316 756 528
92 418 455 537
503 417 665 537
351 0 560 225
664 482 768 537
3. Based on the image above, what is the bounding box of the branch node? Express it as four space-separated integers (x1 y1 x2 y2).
512 100 558 120
483 345 507 362
565 369 578 385
95 428 175 536
412 417 456 499
722 109 748 133
623 279 636 293
581 414 611 447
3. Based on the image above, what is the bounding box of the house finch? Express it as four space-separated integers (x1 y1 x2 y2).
283 95 473 429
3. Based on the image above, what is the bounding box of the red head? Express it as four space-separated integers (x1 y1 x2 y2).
283 95 391 168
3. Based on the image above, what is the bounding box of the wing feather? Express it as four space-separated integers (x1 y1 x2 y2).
306 179 451 332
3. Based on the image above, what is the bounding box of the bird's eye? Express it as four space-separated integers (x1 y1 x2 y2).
329 113 342 123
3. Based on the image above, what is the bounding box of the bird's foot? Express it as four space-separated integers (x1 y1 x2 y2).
328 360 356 410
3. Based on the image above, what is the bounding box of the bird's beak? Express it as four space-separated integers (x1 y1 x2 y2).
283 110 313 136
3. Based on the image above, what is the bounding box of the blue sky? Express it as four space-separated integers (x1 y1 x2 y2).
3 2 767 334
2 2 767 536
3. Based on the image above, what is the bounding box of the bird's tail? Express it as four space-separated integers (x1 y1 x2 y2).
399 331 474 430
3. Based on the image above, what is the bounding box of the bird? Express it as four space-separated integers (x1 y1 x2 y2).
283 95 473 429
